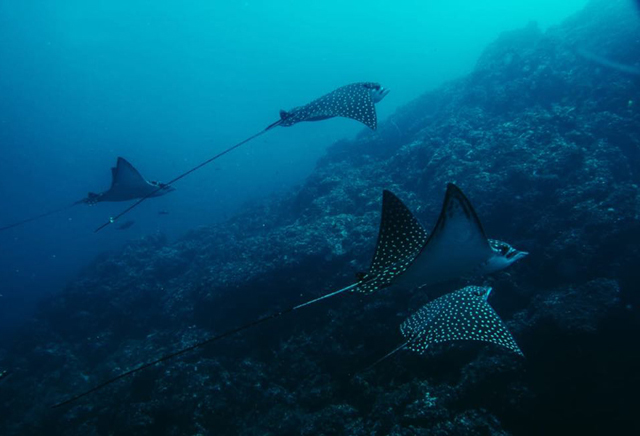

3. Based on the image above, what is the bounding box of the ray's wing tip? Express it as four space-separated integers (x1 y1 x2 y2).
382 189 395 199
445 182 463 196
381 190 406 209
381 189 400 205
442 183 478 215
510 349 526 359
441 183 466 208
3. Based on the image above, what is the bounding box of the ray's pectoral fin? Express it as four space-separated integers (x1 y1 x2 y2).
355 190 428 294
401 286 524 357
327 82 378 129
96 157 173 202
397 184 494 286
278 82 383 130
428 183 490 252
111 157 149 191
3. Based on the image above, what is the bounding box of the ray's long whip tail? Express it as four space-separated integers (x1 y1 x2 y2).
94 119 283 233
362 342 408 372
0 201 84 233
51 282 358 409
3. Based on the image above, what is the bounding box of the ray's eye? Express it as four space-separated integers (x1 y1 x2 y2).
500 245 509 255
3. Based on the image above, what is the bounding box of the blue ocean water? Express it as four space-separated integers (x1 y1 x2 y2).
4 1 640 435
0 0 588 336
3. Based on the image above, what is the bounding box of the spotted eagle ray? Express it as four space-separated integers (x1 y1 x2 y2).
0 158 173 233
51 183 526 408
368 286 523 369
82 157 174 204
94 82 389 232
275 82 389 130
355 184 528 294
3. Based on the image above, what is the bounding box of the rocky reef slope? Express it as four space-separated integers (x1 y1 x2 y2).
1 1 639 435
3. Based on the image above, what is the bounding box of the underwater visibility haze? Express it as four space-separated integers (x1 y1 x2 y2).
0 0 588 329
1 0 640 435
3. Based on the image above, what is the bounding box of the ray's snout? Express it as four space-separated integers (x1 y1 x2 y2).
371 86 390 103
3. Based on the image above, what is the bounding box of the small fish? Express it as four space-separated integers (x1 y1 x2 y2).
158 210 170 215
117 220 135 230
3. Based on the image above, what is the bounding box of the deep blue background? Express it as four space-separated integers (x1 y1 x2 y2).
0 0 587 336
